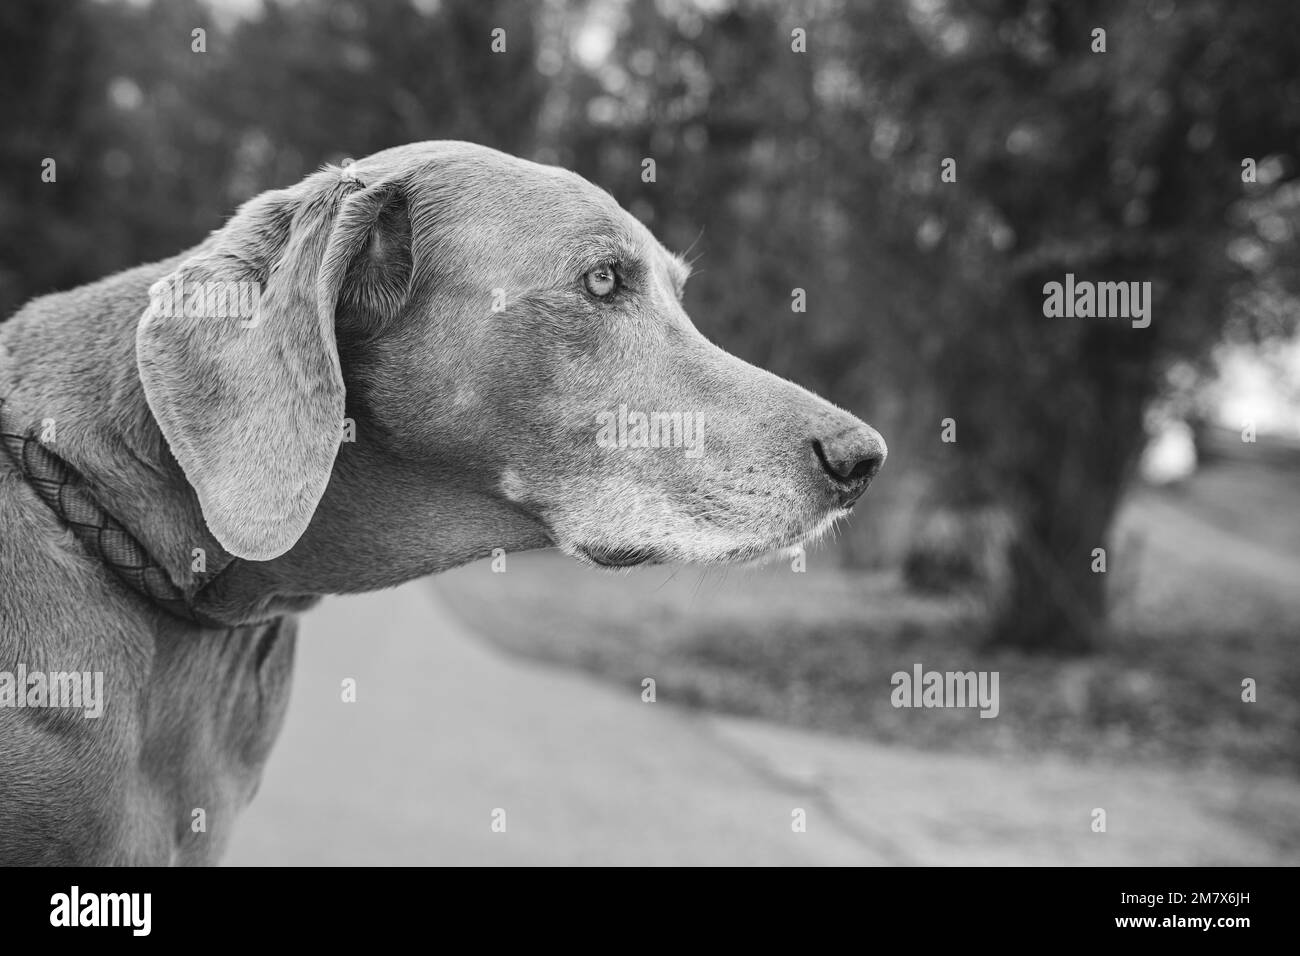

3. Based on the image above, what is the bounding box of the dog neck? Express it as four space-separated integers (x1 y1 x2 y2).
0 396 234 627
0 259 551 628
0 257 245 617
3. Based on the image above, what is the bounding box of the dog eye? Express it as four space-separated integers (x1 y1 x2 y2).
583 265 618 298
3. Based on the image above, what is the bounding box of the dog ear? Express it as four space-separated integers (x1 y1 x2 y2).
137 171 412 561
329 180 413 334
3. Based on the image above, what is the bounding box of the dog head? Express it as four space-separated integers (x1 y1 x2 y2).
137 142 885 573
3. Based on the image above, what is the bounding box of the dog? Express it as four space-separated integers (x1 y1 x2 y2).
0 141 885 864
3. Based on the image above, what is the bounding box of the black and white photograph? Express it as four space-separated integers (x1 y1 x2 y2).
0 0 1296 914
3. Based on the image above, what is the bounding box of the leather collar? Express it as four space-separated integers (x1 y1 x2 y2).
0 395 228 629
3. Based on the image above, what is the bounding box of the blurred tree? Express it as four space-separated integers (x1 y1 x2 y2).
210 0 544 184
0 0 115 316
832 0 1300 651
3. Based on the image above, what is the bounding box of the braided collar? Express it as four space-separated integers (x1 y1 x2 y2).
0 395 227 629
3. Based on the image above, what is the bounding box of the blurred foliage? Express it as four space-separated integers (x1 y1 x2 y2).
2 0 1297 652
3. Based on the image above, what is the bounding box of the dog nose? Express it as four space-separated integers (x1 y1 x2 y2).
813 426 887 505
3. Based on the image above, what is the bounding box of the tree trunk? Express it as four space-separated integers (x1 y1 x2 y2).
992 492 1116 654
985 291 1155 654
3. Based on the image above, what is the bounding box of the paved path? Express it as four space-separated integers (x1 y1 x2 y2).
225 582 1299 865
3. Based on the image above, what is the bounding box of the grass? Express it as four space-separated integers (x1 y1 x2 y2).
433 451 1300 776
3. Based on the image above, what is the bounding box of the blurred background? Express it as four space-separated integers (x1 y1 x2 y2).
2 0 1299 864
